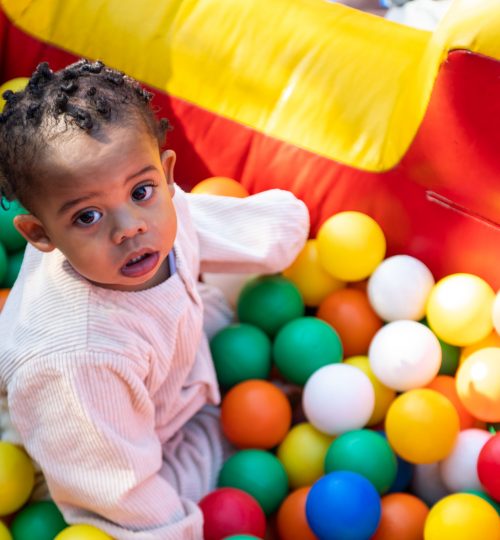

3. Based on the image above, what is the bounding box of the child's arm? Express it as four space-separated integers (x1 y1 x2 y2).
187 188 310 274
8 353 204 539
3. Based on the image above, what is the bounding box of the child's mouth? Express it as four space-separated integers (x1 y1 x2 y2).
121 251 160 278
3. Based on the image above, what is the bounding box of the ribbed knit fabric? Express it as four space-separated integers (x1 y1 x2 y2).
0 186 309 539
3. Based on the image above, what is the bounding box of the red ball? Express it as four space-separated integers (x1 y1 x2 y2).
478 433 500 501
199 487 267 540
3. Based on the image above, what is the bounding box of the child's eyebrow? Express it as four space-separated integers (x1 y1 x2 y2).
57 164 158 216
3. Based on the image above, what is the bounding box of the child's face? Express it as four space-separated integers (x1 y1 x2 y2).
15 123 178 291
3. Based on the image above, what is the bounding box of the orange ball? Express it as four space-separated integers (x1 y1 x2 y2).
191 176 249 197
0 289 9 312
426 375 476 430
276 487 316 540
316 288 383 357
221 380 292 449
372 493 429 540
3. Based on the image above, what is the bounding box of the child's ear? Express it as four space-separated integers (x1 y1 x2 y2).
13 214 55 252
161 149 176 197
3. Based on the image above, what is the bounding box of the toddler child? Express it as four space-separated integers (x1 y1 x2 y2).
0 59 309 539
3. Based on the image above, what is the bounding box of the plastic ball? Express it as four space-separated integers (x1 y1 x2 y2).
303 363 374 435
210 324 272 389
0 199 28 253
344 356 395 426
316 288 383 357
385 389 459 464
371 493 429 540
440 428 491 492
324 429 397 495
456 348 500 422
282 240 345 306
237 276 304 337
276 423 334 489
222 536 262 540
0 289 9 312
463 489 500 515
0 78 29 112
272 317 343 385
411 462 450 506
426 274 495 346
368 320 441 391
460 331 500 366
0 245 6 286
493 291 500 336
221 380 291 449
199 487 266 540
218 450 289 515
437 337 460 376
306 471 381 540
10 501 67 540
0 522 11 540
426 375 476 430
191 177 249 197
477 433 500 501
424 493 500 540
54 525 113 539
1 250 24 288
388 454 413 493
367 255 434 321
276 487 316 540
0 442 35 516
316 211 386 281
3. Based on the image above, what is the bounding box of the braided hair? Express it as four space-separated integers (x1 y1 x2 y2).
0 59 171 211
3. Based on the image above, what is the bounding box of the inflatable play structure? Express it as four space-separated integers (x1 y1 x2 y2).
1 0 499 287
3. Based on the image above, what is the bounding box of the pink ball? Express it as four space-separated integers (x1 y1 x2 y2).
477 433 500 501
199 487 266 540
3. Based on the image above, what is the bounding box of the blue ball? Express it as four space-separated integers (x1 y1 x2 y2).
306 471 381 540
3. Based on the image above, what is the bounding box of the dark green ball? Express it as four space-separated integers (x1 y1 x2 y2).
218 449 289 515
437 338 460 376
0 244 7 284
324 429 397 495
273 316 343 385
1 250 25 288
237 276 304 337
210 323 272 389
0 199 27 253
10 501 68 540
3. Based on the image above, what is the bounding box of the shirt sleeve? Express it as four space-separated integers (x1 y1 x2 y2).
7 352 203 540
187 189 310 274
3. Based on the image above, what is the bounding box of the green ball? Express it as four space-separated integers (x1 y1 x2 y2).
324 429 397 495
1 250 24 288
210 323 272 390
273 316 343 385
223 536 261 540
437 338 460 376
218 449 289 515
463 490 500 515
237 276 304 337
0 243 7 284
10 501 68 540
0 199 27 253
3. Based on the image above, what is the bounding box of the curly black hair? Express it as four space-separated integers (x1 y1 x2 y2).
0 59 171 212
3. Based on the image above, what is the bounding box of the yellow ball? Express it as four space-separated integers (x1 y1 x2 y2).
283 239 345 306
317 212 386 281
426 273 495 346
0 442 35 515
385 389 459 464
460 331 500 366
0 522 12 540
276 422 334 489
0 78 29 112
424 493 500 540
344 355 396 426
55 524 113 539
456 347 500 422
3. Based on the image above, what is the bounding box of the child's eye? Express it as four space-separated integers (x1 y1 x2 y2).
132 184 154 202
75 210 102 226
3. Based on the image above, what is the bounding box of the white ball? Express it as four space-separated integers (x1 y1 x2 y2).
367 255 435 321
302 363 374 435
440 428 492 493
369 320 441 391
493 291 500 335
411 462 450 506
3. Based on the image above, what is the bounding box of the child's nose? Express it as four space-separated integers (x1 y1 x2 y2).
112 212 148 243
